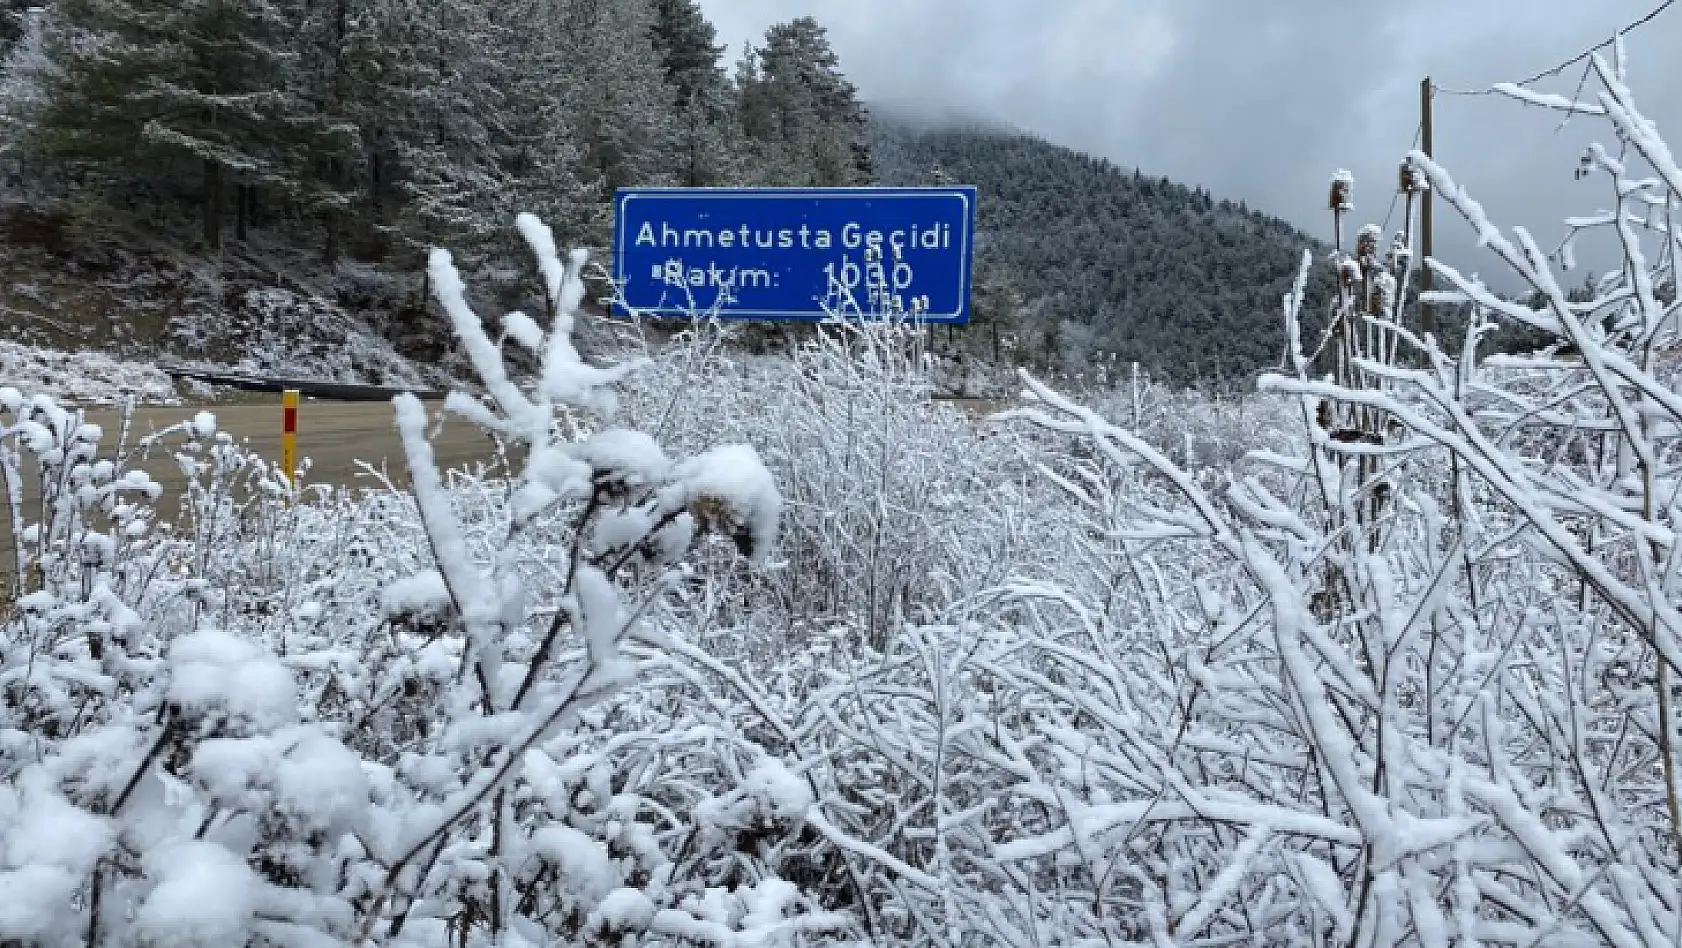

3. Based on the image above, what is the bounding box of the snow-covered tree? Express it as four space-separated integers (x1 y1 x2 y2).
738 17 870 187
650 0 740 187
378 0 516 267
489 0 594 247
33 0 346 248
6 0 876 267
289 0 378 259
557 0 680 234
648 0 723 105
0 5 50 182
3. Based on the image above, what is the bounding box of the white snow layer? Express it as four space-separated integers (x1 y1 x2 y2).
0 340 179 405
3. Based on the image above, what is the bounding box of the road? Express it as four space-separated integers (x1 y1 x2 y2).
2 398 493 597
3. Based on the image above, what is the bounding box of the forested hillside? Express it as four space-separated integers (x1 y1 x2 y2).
0 0 870 258
0 0 1335 390
875 117 1333 387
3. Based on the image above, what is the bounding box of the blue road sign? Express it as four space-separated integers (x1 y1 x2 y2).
612 186 977 324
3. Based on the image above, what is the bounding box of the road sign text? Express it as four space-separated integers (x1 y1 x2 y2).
612 187 976 324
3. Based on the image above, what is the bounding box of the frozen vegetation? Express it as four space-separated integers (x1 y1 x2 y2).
2 43 1682 948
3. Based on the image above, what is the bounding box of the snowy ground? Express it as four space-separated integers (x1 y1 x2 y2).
0 339 180 405
168 286 453 389
0 286 450 407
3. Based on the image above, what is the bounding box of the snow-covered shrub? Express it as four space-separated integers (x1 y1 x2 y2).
337 214 817 946
1 391 165 755
0 213 857 947
585 43 1682 948
909 44 1682 946
614 321 1290 657
1084 365 1302 474
0 341 180 406
0 395 286 689
618 316 1058 652
741 323 1025 644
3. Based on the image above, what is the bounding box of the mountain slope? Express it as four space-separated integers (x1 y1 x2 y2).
873 117 1332 388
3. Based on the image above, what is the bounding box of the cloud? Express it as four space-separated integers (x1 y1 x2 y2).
697 0 1681 291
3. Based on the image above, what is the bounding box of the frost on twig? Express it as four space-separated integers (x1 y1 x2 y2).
951 48 1682 947
0 211 825 947
355 212 795 941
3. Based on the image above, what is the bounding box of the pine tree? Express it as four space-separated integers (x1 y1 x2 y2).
649 0 737 187
738 17 871 187
0 6 50 182
1040 312 1064 373
34 0 342 248
648 0 722 104
291 0 374 259
732 47 774 146
493 0 591 245
12 0 880 289
670 83 742 187
380 0 514 264
557 0 679 238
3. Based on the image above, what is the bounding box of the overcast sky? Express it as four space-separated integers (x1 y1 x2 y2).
697 0 1680 291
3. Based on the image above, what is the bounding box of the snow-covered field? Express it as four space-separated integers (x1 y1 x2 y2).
2 61 1681 948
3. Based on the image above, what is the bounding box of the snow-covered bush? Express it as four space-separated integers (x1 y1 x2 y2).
618 317 1060 652
0 392 268 666
588 41 1682 948
1084 366 1302 474
0 213 858 947
896 43 1682 946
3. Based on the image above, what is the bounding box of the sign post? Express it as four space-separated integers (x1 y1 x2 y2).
612 186 977 324
280 389 298 492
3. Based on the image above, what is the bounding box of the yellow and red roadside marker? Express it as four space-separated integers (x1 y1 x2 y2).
281 389 299 488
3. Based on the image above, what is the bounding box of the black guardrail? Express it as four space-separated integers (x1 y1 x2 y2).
159 363 447 402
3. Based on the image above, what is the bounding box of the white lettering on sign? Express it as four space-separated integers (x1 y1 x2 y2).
635 220 833 250
839 222 951 252
653 258 776 290
633 220 951 254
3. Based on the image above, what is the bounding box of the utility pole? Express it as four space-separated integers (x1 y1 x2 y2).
1420 77 1435 338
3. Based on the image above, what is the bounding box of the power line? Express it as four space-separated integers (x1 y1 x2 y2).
1515 0 1673 86
1433 0 1675 96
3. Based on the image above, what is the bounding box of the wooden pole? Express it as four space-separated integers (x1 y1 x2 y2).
1420 77 1435 338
